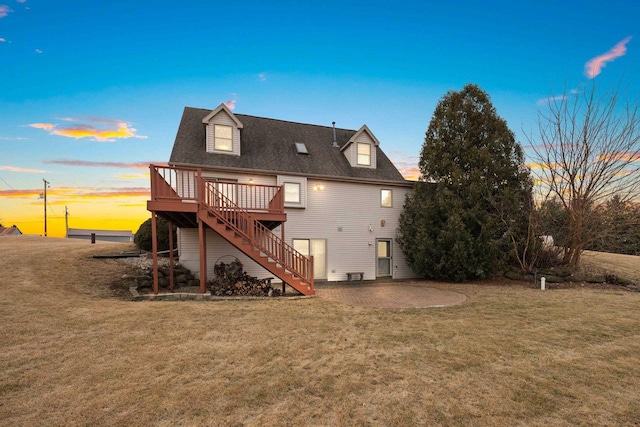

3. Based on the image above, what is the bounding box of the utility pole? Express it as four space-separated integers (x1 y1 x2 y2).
42 179 49 237
65 206 69 238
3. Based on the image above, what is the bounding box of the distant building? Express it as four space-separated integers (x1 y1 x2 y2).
0 225 23 236
67 228 134 243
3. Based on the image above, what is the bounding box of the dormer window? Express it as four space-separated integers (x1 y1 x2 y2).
203 103 243 156
357 143 371 166
214 125 233 152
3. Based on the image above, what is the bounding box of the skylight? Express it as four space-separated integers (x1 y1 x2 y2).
295 142 309 155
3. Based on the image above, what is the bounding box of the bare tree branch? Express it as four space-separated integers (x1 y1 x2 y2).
528 82 640 267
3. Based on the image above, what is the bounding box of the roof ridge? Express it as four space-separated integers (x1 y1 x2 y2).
183 106 356 132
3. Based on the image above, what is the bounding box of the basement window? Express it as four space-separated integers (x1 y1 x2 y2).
295 142 309 155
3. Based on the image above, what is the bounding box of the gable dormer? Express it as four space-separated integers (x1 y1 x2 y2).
202 103 243 156
340 125 379 169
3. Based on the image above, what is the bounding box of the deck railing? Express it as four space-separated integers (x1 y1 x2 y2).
150 165 284 213
150 165 200 201
206 181 284 213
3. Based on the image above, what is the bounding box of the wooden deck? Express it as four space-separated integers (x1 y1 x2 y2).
146 164 315 296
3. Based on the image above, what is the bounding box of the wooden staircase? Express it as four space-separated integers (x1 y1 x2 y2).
198 211 313 295
148 165 314 295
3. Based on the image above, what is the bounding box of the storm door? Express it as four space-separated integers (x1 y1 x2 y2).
376 239 392 277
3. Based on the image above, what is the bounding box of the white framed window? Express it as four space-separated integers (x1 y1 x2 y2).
284 182 301 204
357 143 371 166
214 124 233 151
381 189 392 207
278 175 306 208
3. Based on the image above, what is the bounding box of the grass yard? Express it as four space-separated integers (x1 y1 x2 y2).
1 236 639 426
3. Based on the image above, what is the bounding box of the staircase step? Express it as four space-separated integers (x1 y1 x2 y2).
198 203 314 295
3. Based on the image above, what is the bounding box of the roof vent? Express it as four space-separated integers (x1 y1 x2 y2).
332 122 338 147
295 142 309 155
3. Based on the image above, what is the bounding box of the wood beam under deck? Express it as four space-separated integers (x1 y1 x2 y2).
168 219 175 293
151 212 159 295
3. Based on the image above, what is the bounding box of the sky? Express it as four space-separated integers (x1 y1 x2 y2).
1 0 638 237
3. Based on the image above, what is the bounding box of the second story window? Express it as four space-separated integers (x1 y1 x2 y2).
284 182 301 204
381 189 392 207
214 125 233 151
357 143 371 166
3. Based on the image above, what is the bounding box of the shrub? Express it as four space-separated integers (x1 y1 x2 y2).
134 217 177 252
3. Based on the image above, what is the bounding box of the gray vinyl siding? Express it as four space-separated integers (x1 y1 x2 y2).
177 172 417 283
178 228 276 281
283 179 414 281
205 111 241 156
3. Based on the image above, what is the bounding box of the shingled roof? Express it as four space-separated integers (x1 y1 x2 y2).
169 107 409 185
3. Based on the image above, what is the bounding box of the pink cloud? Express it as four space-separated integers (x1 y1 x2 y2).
0 165 45 173
0 5 12 18
17 0 26 3
29 123 54 131
29 117 147 141
44 159 158 169
388 151 421 181
585 36 632 79
224 99 236 110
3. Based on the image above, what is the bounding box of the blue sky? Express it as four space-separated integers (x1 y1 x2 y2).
1 0 638 236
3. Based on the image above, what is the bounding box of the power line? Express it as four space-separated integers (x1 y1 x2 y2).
0 176 15 190
46 200 57 215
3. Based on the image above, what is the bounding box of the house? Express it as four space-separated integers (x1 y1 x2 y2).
67 228 134 243
147 103 416 295
0 225 23 236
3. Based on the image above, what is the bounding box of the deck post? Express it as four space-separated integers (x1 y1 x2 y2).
310 255 315 292
198 217 207 294
151 212 159 295
168 219 175 293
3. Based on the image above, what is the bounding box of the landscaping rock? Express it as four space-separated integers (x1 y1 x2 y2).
585 275 606 283
542 275 565 283
504 271 527 281
539 267 573 277
116 256 195 291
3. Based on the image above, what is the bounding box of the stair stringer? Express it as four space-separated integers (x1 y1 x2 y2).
198 211 315 295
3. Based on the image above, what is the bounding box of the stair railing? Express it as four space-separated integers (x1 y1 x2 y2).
202 180 313 287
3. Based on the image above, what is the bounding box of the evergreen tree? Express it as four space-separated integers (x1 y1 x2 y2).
399 84 531 281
